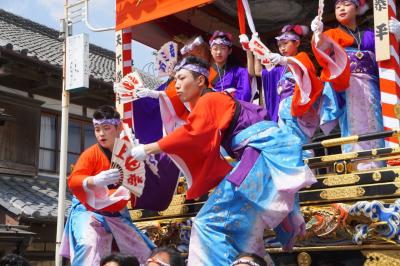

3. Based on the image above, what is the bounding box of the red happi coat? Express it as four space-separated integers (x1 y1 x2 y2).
289 51 324 117
312 27 352 92
158 92 236 199
68 144 129 212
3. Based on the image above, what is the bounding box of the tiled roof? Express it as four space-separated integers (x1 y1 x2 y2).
0 224 36 236
0 175 72 220
0 9 162 89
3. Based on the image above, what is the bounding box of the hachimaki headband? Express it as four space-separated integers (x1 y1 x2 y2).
209 31 233 47
275 24 309 42
93 118 121 126
174 57 210 77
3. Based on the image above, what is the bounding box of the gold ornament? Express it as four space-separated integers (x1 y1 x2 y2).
297 252 312 266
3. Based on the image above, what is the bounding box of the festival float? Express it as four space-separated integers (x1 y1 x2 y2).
113 0 400 264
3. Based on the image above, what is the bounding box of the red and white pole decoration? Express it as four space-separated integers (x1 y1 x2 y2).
115 28 133 129
374 0 399 147
236 0 274 70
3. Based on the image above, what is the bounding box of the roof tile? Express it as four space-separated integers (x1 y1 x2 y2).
0 9 162 89
0 175 72 220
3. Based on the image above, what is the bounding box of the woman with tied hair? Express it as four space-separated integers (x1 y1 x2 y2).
311 0 400 169
252 25 325 150
130 56 315 266
209 30 255 102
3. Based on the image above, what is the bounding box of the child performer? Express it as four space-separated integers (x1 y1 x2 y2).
60 106 155 265
130 56 316 266
254 25 324 146
311 0 400 169
209 31 254 102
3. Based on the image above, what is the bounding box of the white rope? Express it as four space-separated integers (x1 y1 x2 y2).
240 0 275 69
241 0 256 35
315 0 325 44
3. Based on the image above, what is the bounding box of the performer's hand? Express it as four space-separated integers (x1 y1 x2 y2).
136 88 162 99
389 17 400 41
131 144 147 161
239 34 250 51
269 53 288 66
311 16 323 33
92 169 121 187
311 16 323 44
252 32 260 40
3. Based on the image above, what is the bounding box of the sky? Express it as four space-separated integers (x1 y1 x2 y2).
0 0 155 70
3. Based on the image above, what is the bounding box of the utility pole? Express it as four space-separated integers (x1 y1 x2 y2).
55 0 70 265
55 1 115 265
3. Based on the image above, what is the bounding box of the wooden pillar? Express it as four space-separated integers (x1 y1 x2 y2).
375 0 400 147
115 28 133 128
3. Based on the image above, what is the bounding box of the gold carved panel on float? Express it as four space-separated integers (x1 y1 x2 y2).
297 252 312 266
321 152 358 162
363 250 400 266
321 136 359 147
372 172 382 182
169 194 186 206
130 210 143 220
322 174 360 187
320 187 365 200
158 205 189 216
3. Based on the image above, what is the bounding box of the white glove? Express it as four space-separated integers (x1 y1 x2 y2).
136 88 162 99
131 144 147 161
92 169 121 187
311 16 323 34
269 53 288 66
238 34 250 51
389 17 400 41
311 16 323 44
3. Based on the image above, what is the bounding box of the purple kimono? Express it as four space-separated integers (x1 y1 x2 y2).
314 27 384 169
261 65 286 122
211 64 253 102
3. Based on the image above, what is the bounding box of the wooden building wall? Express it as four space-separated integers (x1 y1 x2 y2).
0 91 43 176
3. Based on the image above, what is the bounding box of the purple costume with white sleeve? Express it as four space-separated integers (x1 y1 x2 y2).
131 81 181 211
211 64 253 102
